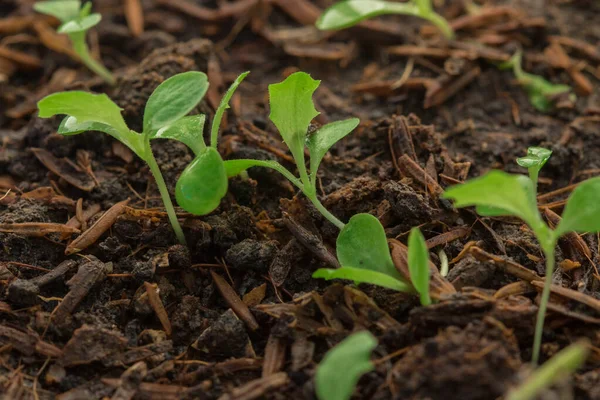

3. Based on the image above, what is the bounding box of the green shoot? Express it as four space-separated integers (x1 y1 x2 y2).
499 51 575 112
442 148 600 364
315 331 377 400
38 71 249 245
408 227 431 306
313 267 413 292
507 340 589 400
316 0 454 39
34 1 115 85
517 147 552 194
223 72 359 230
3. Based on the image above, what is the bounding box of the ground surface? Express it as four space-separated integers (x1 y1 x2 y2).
1 0 600 399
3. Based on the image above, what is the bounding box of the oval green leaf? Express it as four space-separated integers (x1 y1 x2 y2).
307 118 360 179
312 267 413 292
175 148 228 216
33 1 81 23
315 331 377 400
555 177 600 237
58 13 101 33
150 115 206 156
407 227 431 306
143 72 209 133
316 0 416 30
516 147 552 170
336 213 401 279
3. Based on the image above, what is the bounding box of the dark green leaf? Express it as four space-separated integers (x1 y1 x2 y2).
175 148 228 216
336 213 402 279
268 72 320 168
211 71 249 147
150 115 206 156
33 1 81 23
307 118 359 180
555 177 600 237
407 227 431 306
315 331 377 400
312 267 412 292
143 72 208 133
58 13 100 33
316 0 416 30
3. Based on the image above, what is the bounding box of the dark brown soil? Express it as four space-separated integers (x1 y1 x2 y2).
1 0 600 399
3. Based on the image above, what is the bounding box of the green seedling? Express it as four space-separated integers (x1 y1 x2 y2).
34 1 115 85
316 0 454 39
443 147 600 364
315 331 377 400
507 340 589 400
37 71 249 245
499 51 575 112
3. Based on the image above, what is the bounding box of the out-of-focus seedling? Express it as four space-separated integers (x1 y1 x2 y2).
315 331 378 400
34 1 115 85
443 147 600 364
500 51 575 112
316 0 454 39
507 340 589 400
38 71 249 245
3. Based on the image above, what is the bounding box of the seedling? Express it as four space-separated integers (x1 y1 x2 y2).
316 0 454 39
443 147 600 364
315 331 377 400
34 1 115 85
507 340 589 400
37 71 249 245
499 51 575 112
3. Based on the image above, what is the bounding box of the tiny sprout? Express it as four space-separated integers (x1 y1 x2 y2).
443 147 600 364
316 0 454 39
38 71 249 245
408 227 432 306
500 51 575 112
34 1 115 85
315 331 377 400
516 146 552 193
507 340 589 400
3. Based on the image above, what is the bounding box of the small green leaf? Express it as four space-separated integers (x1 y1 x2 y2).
313 267 413 292
316 0 417 30
507 340 589 400
223 159 303 189
315 331 377 400
336 213 402 279
522 75 572 113
442 170 542 230
517 147 552 170
211 71 250 148
33 1 81 23
57 13 101 33
175 148 228 216
268 72 320 169
143 72 209 133
307 118 359 181
407 227 431 306
554 177 600 238
150 115 206 156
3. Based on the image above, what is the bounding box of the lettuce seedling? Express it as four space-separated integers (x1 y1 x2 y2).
38 71 249 245
316 0 454 39
500 51 575 112
315 331 377 400
443 147 600 364
34 1 115 85
507 340 589 400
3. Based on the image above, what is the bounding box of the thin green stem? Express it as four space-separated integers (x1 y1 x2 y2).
386 1 454 39
532 244 556 365
69 32 115 85
144 140 187 245
422 11 455 39
308 195 345 230
529 168 540 196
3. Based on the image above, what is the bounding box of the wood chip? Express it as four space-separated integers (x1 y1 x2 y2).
425 227 471 249
211 271 259 331
66 199 130 255
32 148 96 191
0 222 80 237
217 372 289 400
262 334 286 377
397 154 444 196
0 46 41 69
110 361 148 400
124 0 145 37
144 282 172 336
424 66 481 108
469 246 541 282
242 283 267 307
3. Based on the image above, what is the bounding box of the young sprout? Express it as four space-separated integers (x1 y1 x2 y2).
499 51 575 113
316 0 454 39
34 1 115 85
224 71 359 230
443 147 600 364
507 340 589 400
37 71 249 245
517 147 552 195
315 331 377 400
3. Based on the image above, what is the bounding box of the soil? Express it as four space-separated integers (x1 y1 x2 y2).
1 0 600 399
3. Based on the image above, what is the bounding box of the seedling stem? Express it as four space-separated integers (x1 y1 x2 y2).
70 31 115 85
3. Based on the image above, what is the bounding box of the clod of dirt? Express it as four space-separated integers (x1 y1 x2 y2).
61 324 128 367
390 319 521 400
171 296 208 344
192 309 251 358
225 238 278 272
167 244 191 269
384 180 436 229
7 278 39 306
